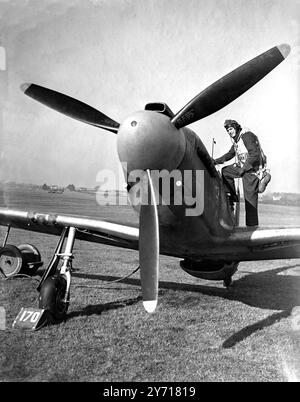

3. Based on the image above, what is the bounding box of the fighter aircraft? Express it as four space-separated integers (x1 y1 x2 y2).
0 43 299 323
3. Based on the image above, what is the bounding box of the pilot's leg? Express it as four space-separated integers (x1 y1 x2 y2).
221 165 241 201
242 172 259 226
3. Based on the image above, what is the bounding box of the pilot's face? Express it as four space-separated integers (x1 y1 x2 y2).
226 126 236 138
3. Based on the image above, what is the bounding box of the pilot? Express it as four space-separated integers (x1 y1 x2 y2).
214 119 262 227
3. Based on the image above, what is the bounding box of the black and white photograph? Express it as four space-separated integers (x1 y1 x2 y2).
0 0 299 384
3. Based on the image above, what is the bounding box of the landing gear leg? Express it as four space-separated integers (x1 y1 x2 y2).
38 226 76 322
223 261 239 288
223 276 233 288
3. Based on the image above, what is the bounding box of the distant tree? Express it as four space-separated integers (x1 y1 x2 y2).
42 183 49 191
66 184 76 191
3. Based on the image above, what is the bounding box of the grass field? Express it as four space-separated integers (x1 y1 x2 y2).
0 188 300 382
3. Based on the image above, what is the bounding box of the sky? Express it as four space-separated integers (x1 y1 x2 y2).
0 0 299 193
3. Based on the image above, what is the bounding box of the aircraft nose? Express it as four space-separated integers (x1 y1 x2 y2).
117 111 186 172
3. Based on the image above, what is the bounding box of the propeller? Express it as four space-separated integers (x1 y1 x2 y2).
21 83 119 134
21 43 290 313
171 44 291 129
139 169 159 313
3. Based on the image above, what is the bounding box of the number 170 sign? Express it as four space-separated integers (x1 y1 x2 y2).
13 307 48 331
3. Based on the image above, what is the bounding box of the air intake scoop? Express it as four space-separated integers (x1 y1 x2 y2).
144 102 174 118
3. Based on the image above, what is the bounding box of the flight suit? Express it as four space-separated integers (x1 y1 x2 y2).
214 130 261 226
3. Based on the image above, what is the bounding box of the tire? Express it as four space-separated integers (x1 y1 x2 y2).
38 275 69 322
0 245 23 278
17 243 42 276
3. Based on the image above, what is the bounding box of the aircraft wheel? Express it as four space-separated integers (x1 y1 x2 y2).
38 275 69 322
0 244 23 278
17 243 43 276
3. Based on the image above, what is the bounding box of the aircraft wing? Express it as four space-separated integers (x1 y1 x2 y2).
0 207 139 250
1 208 299 262
217 226 300 261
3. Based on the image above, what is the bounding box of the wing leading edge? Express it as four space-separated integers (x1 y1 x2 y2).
215 226 300 261
0 207 139 250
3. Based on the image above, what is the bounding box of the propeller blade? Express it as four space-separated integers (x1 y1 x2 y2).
21 83 120 134
139 170 159 313
172 44 291 129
